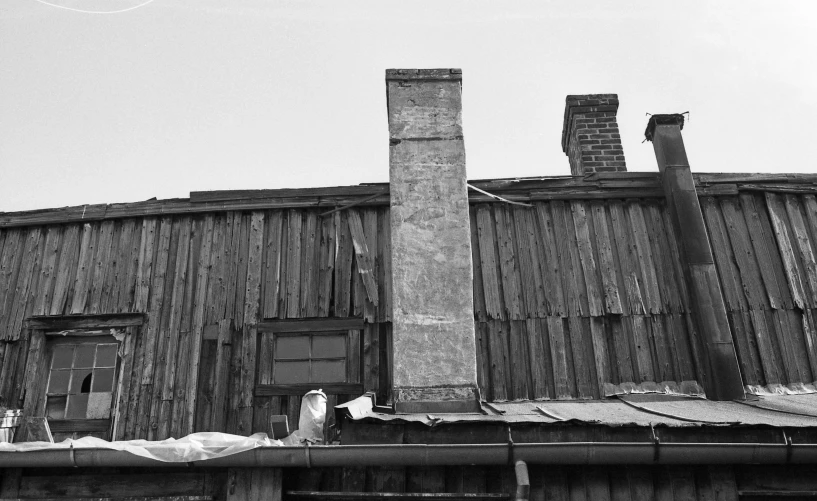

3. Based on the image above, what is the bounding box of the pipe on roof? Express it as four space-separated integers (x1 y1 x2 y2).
2 441 817 468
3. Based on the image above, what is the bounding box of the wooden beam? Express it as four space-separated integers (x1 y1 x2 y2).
259 318 365 333
26 313 145 330
255 383 363 396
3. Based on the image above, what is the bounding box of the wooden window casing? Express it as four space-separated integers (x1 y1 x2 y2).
255 318 364 396
20 313 144 441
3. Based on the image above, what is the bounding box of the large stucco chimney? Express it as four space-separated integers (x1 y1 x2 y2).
562 94 626 176
386 68 480 413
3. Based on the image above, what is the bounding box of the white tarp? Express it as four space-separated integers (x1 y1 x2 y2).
0 390 328 462
0 432 284 462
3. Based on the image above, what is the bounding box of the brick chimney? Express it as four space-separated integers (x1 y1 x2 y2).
562 94 626 176
386 68 480 413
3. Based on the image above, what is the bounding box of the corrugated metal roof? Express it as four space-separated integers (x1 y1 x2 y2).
337 394 817 428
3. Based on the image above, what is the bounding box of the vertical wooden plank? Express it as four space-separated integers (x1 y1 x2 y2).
571 201 605 316
211 319 232 432
627 467 655 501
100 220 128 313
284 210 303 318
140 217 171 384
318 211 336 318
610 317 635 384
729 310 764 385
204 215 228 323
160 216 192 403
239 212 265 434
627 202 662 315
33 226 62 316
232 214 251 328
609 201 646 315
70 223 96 314
547 317 571 399
589 317 611 392
262 211 283 319
708 466 738 501
552 200 587 317
487 319 510 401
509 320 531 399
766 192 808 309
475 321 493 401
650 315 675 382
568 317 595 398
363 324 379 393
785 194 817 305
534 203 567 317
701 197 746 312
113 326 138 440
526 318 551 399
300 211 319 317
630 315 655 383
741 193 788 309
476 205 505 319
132 218 158 313
334 211 354 317
470 208 488 322
668 313 697 382
379 208 393 322
6 228 43 340
802 309 817 382
20 331 46 419
362 209 379 322
185 215 215 436
0 230 24 328
117 219 143 313
748 310 784 384
347 209 378 308
223 212 243 327
512 207 546 318
721 197 770 310
87 220 116 314
644 202 684 313
591 202 624 315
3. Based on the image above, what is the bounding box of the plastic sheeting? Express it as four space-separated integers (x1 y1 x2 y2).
0 432 283 462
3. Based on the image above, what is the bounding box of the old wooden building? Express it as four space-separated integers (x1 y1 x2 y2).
2 69 817 500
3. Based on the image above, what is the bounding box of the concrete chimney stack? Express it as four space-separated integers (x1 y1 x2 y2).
562 94 626 176
386 68 479 413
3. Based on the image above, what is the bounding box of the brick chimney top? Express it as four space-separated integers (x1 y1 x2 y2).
562 94 626 176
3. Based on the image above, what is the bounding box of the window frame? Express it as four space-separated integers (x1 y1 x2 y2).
255 318 364 396
21 313 144 441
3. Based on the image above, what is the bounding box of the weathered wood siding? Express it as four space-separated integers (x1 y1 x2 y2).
0 208 392 441
470 200 702 400
703 192 817 389
4 189 817 436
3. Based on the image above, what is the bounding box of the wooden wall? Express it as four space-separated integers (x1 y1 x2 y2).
470 200 702 400
0 208 392 441
2 190 816 440
702 192 817 388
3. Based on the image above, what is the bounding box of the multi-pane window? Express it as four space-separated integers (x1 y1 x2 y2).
46 340 118 422
273 332 347 384
255 318 363 396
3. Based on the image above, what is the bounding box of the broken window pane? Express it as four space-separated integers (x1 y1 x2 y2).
274 361 309 384
312 360 345 382
46 396 67 420
95 344 118 367
69 369 93 394
48 369 70 394
74 345 95 368
92 368 115 392
87 392 112 419
65 393 89 419
52 346 74 369
312 335 345 358
275 336 309 360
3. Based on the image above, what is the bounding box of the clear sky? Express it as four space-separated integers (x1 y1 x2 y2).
1 1 816 212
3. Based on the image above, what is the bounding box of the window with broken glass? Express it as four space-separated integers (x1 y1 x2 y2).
45 335 119 440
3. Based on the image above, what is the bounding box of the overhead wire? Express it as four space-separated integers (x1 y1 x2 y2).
31 0 157 14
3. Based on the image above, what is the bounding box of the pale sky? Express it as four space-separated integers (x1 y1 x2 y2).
1 1 816 212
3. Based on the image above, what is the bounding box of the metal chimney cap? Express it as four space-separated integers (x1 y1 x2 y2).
644 113 686 142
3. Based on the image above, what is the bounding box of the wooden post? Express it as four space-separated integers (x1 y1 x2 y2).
645 114 745 401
